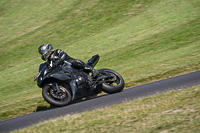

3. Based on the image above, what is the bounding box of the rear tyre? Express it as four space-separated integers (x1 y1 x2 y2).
42 84 72 107
100 69 124 94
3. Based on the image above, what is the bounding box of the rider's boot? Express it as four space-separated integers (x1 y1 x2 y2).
84 65 99 78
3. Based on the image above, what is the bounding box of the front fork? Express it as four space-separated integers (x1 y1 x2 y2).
47 83 61 93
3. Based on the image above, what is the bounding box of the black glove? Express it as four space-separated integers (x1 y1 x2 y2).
47 61 57 70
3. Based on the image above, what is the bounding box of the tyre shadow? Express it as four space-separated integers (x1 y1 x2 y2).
35 93 109 112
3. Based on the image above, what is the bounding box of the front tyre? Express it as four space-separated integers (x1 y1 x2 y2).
100 69 124 94
42 84 72 107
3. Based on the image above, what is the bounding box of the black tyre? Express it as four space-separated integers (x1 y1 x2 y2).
42 84 72 107
100 69 124 94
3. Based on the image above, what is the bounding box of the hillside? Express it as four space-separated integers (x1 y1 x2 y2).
0 0 200 120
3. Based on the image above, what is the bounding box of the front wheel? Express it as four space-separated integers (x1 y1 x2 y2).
100 69 124 94
42 84 72 107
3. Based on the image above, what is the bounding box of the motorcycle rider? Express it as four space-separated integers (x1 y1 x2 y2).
38 43 99 78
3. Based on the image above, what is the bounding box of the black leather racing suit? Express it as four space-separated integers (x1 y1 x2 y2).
48 49 99 77
48 49 75 67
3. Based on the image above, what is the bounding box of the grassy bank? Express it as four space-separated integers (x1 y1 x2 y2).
0 0 200 120
13 85 200 133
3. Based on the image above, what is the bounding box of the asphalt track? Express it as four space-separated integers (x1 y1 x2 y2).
1 70 200 133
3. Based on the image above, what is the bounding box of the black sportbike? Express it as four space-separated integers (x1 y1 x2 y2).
35 54 124 106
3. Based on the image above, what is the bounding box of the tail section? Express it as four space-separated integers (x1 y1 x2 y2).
87 54 100 68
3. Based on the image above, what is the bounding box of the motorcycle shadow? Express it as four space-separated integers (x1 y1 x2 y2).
35 93 109 112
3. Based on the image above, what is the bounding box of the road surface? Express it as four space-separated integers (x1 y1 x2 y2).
1 70 200 132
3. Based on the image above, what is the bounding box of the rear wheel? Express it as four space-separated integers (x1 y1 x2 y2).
42 84 72 106
100 69 124 94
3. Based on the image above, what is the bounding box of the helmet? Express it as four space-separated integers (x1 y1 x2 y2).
38 44 53 61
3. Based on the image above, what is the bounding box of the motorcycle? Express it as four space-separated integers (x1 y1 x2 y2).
34 54 124 106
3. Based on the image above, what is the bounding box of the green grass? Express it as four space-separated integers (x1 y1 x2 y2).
12 85 200 133
0 0 200 121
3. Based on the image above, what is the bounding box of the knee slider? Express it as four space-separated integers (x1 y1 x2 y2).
72 60 85 69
